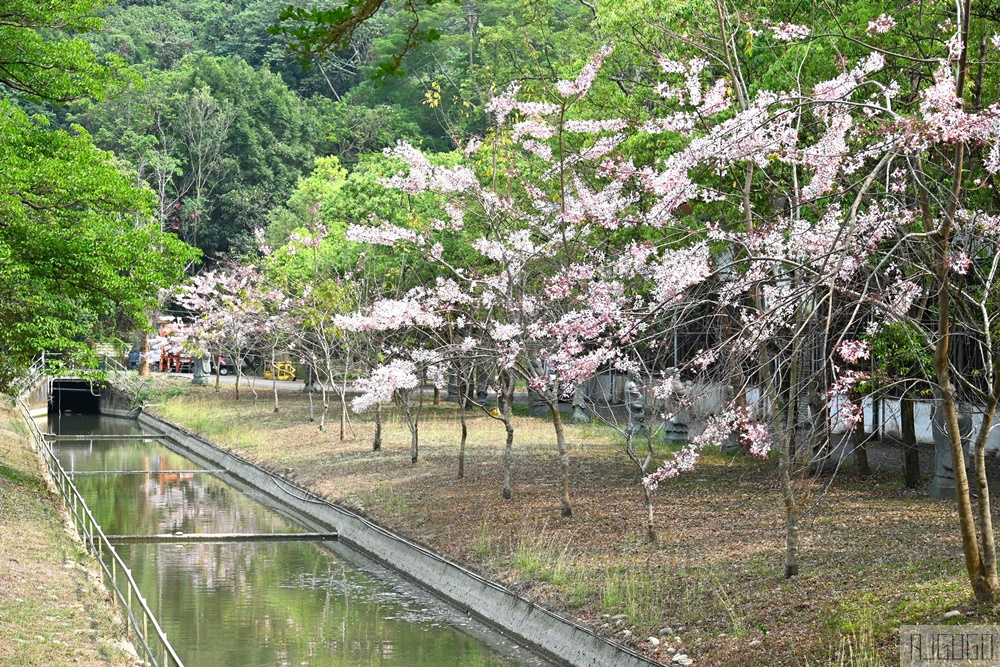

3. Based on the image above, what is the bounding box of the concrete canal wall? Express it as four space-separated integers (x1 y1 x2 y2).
126 406 661 667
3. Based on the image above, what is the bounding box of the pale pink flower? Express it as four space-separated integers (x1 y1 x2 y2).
867 14 897 35
836 340 870 364
555 44 614 98
352 360 420 413
770 22 811 41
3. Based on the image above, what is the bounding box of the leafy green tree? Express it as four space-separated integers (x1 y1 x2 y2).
0 0 198 390
75 54 329 259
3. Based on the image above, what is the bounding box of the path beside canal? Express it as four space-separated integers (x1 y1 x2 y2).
0 405 135 667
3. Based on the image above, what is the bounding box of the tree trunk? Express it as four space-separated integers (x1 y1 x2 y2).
933 0 997 603
502 416 514 500
404 389 423 464
872 395 881 441
549 402 572 518
901 394 920 489
852 417 871 476
500 374 514 499
642 483 656 544
373 403 382 451
138 327 151 378
340 362 350 440
974 366 1000 603
458 405 467 479
271 350 279 413
434 386 441 406
410 424 419 463
780 344 800 578
319 386 329 432
307 378 315 422
939 376 994 600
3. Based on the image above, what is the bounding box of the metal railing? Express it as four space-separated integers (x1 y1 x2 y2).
99 354 147 408
16 399 185 667
10 357 47 398
9 352 148 409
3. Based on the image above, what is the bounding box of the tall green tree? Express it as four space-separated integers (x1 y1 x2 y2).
0 0 198 390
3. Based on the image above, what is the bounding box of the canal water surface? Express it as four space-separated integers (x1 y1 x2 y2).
49 413 550 667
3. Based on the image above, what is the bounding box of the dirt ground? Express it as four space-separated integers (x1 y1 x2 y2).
147 377 1000 666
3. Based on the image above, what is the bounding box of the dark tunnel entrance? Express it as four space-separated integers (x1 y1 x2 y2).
50 380 103 414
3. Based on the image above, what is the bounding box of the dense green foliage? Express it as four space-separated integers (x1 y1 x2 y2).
0 0 197 390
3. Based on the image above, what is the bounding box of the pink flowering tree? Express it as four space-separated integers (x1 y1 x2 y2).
611 0 1000 596
337 291 447 462
344 47 720 519
174 264 268 401
357 7 1000 599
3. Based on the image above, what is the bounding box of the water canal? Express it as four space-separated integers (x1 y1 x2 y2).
47 413 550 667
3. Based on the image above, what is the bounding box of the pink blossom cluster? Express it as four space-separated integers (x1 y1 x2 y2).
555 45 614 98
333 298 443 332
690 348 718 370
867 14 897 35
770 22 811 41
947 251 971 275
382 141 480 194
351 359 420 413
740 422 772 457
800 113 852 201
644 409 771 490
345 222 424 247
643 445 700 489
836 340 870 364
649 244 712 304
827 370 870 400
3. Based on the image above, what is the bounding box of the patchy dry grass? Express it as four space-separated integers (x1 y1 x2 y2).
0 404 135 667
147 377 1000 666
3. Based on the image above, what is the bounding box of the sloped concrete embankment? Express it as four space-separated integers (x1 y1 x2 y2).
131 409 662 667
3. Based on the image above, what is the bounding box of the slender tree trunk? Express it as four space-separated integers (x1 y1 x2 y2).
643 436 656 543
458 405 467 479
549 402 572 518
408 389 423 464
642 483 656 544
372 403 382 451
271 349 279 413
502 417 515 500
214 354 221 393
779 344 801 578
938 375 991 599
974 365 1000 601
901 394 920 489
410 419 419 463
500 374 514 499
235 367 241 401
852 417 871 476
138 328 151 378
307 377 315 422
872 395 881 441
319 384 329 432
457 372 467 478
934 0 997 604
340 364 350 441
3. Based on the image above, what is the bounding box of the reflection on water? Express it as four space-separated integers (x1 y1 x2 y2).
50 414 545 667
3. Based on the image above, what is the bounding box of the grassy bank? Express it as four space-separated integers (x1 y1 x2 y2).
147 377 997 666
0 404 135 667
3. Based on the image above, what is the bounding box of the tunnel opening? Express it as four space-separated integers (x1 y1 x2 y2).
50 380 103 414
